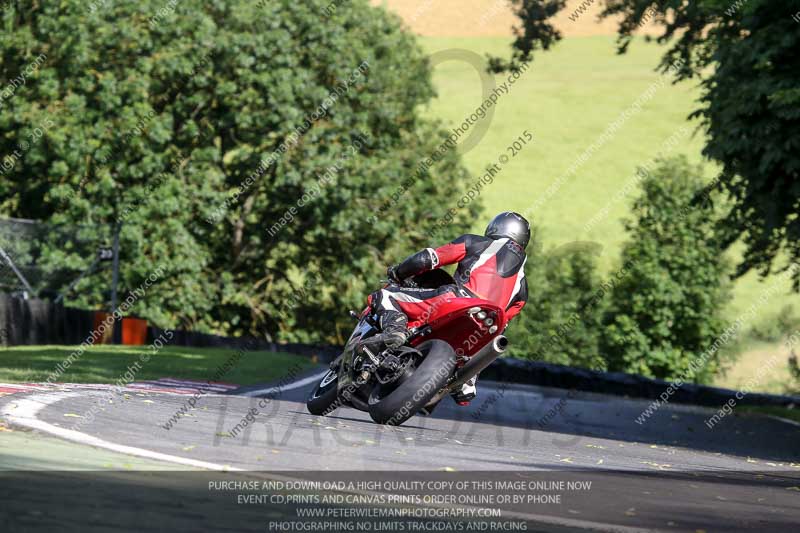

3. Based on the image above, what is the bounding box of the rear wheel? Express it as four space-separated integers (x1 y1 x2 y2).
367 340 456 426
306 368 340 416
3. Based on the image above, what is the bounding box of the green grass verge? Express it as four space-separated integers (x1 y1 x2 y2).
0 345 316 385
0 430 190 470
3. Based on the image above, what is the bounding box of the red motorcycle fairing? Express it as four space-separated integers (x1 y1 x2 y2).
357 269 506 366
360 293 506 358
408 297 506 358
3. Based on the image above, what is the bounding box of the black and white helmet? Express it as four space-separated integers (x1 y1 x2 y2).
485 211 531 250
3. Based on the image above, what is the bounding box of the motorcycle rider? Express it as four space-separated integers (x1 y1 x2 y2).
359 212 530 405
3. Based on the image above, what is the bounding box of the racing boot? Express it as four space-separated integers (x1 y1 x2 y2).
356 310 408 356
451 376 477 406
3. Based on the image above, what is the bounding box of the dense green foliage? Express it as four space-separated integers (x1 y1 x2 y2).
508 159 734 381
508 239 609 371
498 0 800 290
601 158 732 381
487 0 566 72
0 1 478 342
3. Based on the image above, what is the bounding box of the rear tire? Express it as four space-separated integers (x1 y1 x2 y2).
367 340 456 426
306 368 340 416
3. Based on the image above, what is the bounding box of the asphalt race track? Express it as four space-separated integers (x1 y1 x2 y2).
2 373 800 532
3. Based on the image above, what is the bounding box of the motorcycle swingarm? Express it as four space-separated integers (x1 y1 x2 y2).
372 346 420 385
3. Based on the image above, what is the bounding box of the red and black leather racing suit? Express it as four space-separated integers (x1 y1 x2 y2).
371 234 528 329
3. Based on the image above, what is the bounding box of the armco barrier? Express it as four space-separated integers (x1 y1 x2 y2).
481 356 800 409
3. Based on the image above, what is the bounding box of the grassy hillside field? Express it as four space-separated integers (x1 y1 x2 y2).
419 35 800 392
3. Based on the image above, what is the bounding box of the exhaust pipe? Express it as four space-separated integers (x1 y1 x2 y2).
424 336 509 410
450 335 508 390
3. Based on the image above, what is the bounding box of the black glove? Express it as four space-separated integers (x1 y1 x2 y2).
387 265 401 284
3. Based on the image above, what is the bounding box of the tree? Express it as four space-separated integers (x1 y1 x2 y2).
601 157 732 381
487 0 566 73
0 1 478 342
508 238 609 371
495 0 800 289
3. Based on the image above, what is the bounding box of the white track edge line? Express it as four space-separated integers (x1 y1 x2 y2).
1 392 241 471
240 371 327 397
766 414 800 428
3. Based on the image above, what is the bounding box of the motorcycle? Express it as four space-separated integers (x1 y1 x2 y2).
306 269 509 426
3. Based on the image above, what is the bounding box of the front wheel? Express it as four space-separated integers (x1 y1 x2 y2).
307 368 340 416
367 340 456 426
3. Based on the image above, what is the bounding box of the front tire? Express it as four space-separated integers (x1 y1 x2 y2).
367 340 456 426
307 368 340 416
